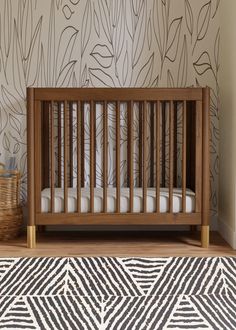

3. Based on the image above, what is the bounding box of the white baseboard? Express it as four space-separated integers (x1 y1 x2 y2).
218 219 236 249
210 215 218 231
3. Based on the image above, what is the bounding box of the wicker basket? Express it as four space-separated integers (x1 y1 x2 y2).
0 163 23 240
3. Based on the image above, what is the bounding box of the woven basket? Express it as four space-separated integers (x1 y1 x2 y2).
0 163 23 240
0 208 23 240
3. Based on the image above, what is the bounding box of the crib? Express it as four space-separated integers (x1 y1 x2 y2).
27 87 210 248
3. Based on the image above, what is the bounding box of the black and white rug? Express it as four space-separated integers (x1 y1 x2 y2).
0 257 235 329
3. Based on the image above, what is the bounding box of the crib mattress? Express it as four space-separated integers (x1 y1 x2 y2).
41 187 195 213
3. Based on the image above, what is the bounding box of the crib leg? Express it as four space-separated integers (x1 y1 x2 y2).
201 225 209 248
27 226 36 249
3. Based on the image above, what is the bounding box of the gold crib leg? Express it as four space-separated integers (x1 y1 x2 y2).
201 225 209 248
27 226 36 249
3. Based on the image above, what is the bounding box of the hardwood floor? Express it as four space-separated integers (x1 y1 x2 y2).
0 230 235 257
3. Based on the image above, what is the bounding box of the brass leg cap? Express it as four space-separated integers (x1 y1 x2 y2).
27 226 36 249
201 225 209 248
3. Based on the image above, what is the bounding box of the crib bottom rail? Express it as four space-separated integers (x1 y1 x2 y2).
35 212 202 225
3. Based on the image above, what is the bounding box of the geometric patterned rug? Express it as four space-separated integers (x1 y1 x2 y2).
0 257 235 329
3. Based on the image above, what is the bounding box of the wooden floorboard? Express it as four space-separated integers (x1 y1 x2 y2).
0 231 235 257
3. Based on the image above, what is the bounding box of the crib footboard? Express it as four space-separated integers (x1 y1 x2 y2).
27 87 210 248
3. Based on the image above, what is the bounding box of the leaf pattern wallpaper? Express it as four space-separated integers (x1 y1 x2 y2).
0 0 219 221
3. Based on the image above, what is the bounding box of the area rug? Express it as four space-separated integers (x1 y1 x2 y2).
0 257 235 329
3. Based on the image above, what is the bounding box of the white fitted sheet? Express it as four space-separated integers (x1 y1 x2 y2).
41 187 195 213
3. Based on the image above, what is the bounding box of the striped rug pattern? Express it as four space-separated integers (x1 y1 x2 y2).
0 257 235 329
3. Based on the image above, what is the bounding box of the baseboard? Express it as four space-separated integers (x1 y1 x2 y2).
210 214 218 231
218 219 236 249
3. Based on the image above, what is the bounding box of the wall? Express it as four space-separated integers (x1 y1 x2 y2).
0 0 219 222
219 0 236 247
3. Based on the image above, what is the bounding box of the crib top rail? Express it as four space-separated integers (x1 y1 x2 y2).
32 87 203 102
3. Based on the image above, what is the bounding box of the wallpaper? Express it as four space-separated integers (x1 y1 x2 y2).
0 0 219 219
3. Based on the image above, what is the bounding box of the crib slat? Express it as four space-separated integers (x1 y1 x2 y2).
103 101 108 213
195 101 202 212
150 102 155 186
156 101 160 213
182 101 187 213
139 103 143 187
57 102 61 188
174 103 178 187
129 101 134 212
69 102 73 187
143 101 147 213
162 102 166 187
169 101 174 213
90 101 95 213
77 101 81 214
41 102 50 189
116 101 120 213
94 104 96 187
64 101 68 213
81 102 85 187
50 101 55 213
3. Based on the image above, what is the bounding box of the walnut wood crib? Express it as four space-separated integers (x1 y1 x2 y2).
26 87 210 249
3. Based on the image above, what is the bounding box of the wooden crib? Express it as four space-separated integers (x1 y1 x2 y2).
27 87 210 248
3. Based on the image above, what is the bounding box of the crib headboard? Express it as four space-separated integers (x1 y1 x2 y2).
27 87 210 227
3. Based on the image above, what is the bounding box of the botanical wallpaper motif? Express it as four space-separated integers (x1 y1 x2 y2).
0 0 219 219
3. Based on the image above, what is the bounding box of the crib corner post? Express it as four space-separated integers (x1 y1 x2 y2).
201 86 210 248
27 226 36 249
27 87 36 249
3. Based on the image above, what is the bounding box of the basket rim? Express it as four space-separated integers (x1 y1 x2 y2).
0 170 21 178
0 163 21 177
